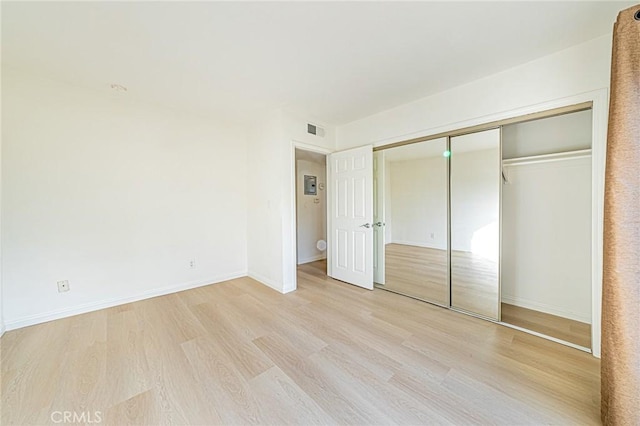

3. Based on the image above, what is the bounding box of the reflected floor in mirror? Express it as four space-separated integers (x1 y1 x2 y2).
379 243 448 305
451 250 499 319
501 303 591 349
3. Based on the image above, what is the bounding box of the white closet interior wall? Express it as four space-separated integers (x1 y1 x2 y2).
501 110 593 323
502 110 592 158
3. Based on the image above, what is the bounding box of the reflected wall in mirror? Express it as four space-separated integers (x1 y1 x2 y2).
450 129 500 319
373 138 448 306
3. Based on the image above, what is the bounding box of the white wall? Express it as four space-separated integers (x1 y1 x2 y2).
451 147 501 256
2 68 248 329
296 159 326 264
502 109 592 158
246 110 287 293
246 109 335 293
502 158 592 323
387 156 447 249
336 35 611 150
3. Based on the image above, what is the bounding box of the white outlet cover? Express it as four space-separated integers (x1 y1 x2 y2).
57 280 70 292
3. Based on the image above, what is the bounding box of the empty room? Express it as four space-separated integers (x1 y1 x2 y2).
1 2 639 425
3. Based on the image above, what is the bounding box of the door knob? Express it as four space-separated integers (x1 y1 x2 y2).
359 223 372 228
373 222 385 227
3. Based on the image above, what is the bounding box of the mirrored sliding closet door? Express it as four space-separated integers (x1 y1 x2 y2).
373 104 595 352
373 138 449 306
450 128 501 320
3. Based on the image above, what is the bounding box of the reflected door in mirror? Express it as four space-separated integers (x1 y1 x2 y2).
374 138 449 306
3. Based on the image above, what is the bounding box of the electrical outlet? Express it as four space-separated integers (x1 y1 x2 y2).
57 280 70 293
430 232 435 239
189 259 196 269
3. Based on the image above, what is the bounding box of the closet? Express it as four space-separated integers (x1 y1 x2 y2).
501 110 592 348
373 106 593 351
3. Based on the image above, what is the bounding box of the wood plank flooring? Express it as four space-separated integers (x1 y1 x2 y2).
450 249 499 319
1 262 600 425
381 244 589 348
382 243 448 305
501 303 592 349
381 244 499 319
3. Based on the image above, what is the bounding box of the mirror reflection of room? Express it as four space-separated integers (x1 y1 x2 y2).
374 138 448 306
450 129 501 320
373 108 593 350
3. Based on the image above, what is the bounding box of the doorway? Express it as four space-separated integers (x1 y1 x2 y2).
295 148 328 279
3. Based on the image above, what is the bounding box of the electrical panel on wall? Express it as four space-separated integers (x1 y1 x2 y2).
304 175 317 195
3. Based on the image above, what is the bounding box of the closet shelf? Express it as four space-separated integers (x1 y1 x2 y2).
502 148 592 167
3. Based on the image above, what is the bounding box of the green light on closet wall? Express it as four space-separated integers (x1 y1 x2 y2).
443 150 451 158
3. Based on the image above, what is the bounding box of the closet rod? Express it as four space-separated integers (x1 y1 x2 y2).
502 148 592 167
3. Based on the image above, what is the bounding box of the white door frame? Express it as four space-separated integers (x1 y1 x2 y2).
288 141 333 293
588 88 608 359
373 150 386 284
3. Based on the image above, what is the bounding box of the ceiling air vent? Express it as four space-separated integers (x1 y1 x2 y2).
307 123 325 138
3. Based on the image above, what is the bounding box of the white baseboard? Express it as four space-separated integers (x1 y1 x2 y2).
282 286 296 294
501 295 591 324
248 271 285 294
297 254 327 265
4 270 247 331
0 321 5 338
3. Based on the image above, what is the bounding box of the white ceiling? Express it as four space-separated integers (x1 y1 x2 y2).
2 1 632 126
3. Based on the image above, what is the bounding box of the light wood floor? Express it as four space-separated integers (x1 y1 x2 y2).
381 245 588 347
450 249 499 319
382 243 448 305
381 244 499 319
2 262 600 425
501 303 592 349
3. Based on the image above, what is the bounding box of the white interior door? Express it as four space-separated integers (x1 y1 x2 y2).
328 145 374 289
